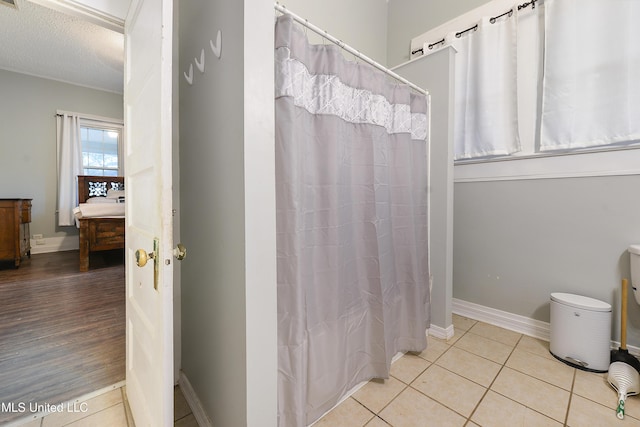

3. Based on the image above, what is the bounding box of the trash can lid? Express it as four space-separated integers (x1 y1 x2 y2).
629 245 640 255
550 292 611 312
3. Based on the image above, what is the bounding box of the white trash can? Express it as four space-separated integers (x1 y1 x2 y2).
550 292 611 372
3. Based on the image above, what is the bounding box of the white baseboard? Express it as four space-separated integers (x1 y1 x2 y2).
30 236 78 255
452 298 551 341
428 323 455 340
178 371 214 427
452 298 640 356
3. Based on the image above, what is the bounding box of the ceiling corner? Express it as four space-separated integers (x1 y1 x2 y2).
28 0 127 33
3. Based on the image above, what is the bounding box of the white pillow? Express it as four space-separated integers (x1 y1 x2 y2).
85 197 117 204
106 189 125 199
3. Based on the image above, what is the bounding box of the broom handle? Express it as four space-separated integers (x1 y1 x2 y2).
622 278 629 350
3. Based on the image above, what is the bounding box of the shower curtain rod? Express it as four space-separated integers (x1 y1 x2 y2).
274 2 429 96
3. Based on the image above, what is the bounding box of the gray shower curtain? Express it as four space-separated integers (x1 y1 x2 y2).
275 15 430 427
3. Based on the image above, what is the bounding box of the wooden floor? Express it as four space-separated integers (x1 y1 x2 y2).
0 250 125 425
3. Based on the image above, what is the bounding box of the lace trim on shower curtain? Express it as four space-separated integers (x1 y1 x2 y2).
275 47 428 141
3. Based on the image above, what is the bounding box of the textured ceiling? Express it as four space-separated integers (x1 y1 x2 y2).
0 0 124 93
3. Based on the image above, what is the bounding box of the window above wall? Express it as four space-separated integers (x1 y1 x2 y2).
81 124 121 176
408 0 640 181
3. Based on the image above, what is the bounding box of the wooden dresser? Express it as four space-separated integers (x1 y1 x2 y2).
0 199 32 267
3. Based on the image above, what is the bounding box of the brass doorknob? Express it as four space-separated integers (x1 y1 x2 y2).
135 248 155 267
173 243 187 261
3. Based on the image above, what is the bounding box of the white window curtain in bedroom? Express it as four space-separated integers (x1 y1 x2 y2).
56 113 83 226
452 14 520 160
275 14 430 427
541 0 640 150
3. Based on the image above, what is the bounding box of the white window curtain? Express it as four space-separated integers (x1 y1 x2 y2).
541 0 640 150
275 14 430 427
452 14 520 160
56 113 83 226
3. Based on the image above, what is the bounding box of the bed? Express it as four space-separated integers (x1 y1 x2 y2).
74 175 125 272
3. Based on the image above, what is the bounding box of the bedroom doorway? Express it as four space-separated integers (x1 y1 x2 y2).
0 0 180 425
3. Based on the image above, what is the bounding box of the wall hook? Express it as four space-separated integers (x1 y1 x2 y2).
195 49 205 73
210 30 222 59
184 63 193 85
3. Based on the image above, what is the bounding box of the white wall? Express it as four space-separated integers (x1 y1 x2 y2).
243 2 277 425
0 69 123 245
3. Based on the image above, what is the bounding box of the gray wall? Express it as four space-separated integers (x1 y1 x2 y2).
178 1 276 426
282 0 388 66
394 48 456 334
0 69 123 241
386 0 491 66
282 0 493 67
178 2 246 425
454 176 640 345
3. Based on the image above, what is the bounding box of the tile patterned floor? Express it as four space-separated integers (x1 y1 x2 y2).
315 314 640 427
13 314 639 426
13 385 198 427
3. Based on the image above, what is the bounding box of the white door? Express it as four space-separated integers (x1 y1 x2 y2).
124 0 174 425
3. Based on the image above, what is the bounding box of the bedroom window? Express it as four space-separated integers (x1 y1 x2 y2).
81 125 121 176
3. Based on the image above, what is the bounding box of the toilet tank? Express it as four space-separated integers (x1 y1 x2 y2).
630 245 640 305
